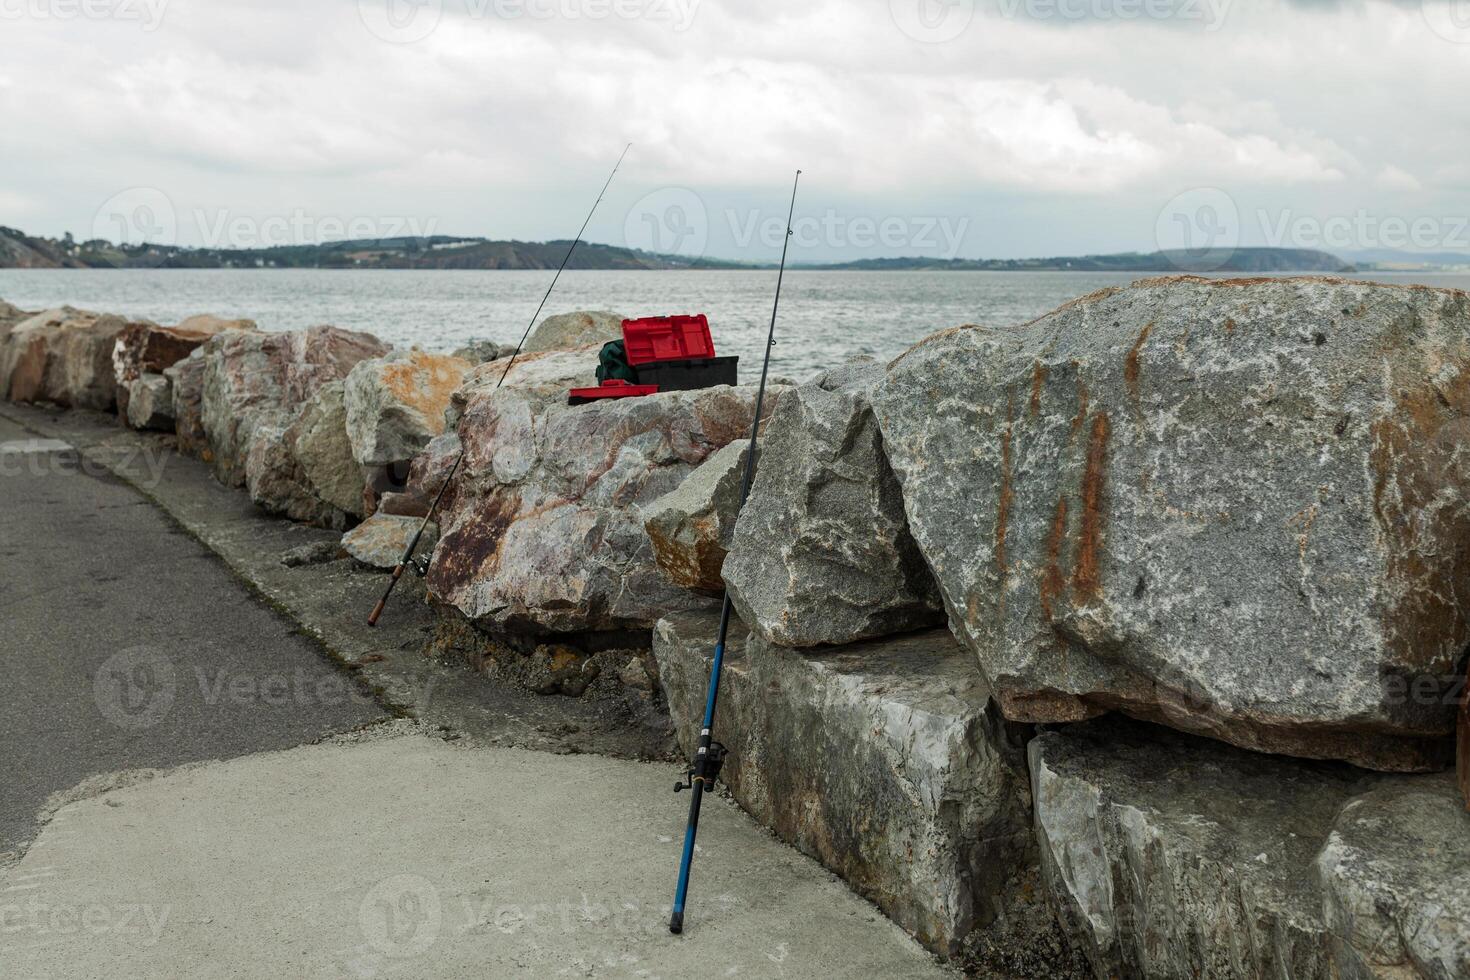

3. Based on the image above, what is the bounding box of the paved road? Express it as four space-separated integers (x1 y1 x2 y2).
0 417 388 861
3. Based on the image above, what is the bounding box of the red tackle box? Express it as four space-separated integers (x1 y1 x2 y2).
622 315 716 365
568 378 660 405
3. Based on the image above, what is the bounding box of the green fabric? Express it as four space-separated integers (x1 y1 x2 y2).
596 340 638 383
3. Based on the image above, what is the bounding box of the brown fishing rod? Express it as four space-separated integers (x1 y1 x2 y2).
368 143 632 627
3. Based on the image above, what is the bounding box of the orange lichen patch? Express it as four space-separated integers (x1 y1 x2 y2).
379 351 471 435
1073 412 1110 603
1124 322 1153 404
1223 317 1236 335
1369 367 1470 676
1029 361 1048 417
1040 497 1069 621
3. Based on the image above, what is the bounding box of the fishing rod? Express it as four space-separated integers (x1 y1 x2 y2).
367 143 633 628
669 168 801 936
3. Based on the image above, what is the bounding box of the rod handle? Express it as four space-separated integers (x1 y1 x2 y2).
367 565 405 627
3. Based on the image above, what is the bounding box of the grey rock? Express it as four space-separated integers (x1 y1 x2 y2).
291 382 366 518
523 310 624 353
343 349 471 467
244 419 350 530
165 349 209 458
1030 717 1470 980
451 339 509 364
280 540 345 568
426 381 766 634
1317 779 1470 978
124 373 174 431
723 358 942 647
654 611 1034 956
641 440 749 594
874 276 1470 771
342 512 435 568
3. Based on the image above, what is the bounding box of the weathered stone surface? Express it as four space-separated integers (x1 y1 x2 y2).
344 349 471 467
342 512 436 568
875 277 1470 771
654 611 1034 956
165 349 210 458
724 359 942 646
244 419 350 529
290 382 365 519
124 373 174 431
113 315 255 414
1030 717 1470 980
451 339 509 364
1461 675 1469 807
1031 719 1360 979
523 310 624 353
427 381 764 634
200 326 388 488
641 440 748 594
3 307 131 410
1318 778 1470 978
378 491 430 518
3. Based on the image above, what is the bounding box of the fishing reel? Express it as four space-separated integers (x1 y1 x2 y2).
673 741 727 793
408 553 432 577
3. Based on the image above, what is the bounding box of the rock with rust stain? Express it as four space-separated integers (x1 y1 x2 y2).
654 610 1034 957
523 310 625 354
2 307 134 410
641 440 749 594
342 512 436 568
875 276 1470 771
427 372 763 633
1032 716 1470 980
113 314 255 419
199 325 389 489
723 358 943 647
344 349 472 468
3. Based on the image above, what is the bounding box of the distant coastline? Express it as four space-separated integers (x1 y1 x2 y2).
0 224 1425 274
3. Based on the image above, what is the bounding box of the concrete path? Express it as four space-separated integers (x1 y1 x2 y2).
3 732 946 979
0 416 387 861
0 409 952 979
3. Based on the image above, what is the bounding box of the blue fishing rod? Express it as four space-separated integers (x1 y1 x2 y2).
669 168 801 935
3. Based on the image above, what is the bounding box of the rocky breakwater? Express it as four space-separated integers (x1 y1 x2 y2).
0 306 133 410
425 345 778 633
197 325 389 527
875 276 1470 772
113 314 257 431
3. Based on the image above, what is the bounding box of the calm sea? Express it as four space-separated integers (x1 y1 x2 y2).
2 269 1466 379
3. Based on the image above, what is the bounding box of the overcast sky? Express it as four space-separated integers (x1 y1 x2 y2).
2 0 1467 261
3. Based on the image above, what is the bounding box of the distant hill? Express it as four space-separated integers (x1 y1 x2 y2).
0 226 1352 273
811 247 1355 273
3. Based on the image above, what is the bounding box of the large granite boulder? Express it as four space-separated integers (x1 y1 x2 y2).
343 349 471 467
165 349 210 458
641 440 749 594
523 310 624 354
243 419 350 529
1030 717 1470 980
342 512 436 568
875 277 1470 771
113 314 255 419
3 307 131 410
426 374 764 634
655 611 1034 955
199 326 388 488
723 359 942 646
289 381 365 519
